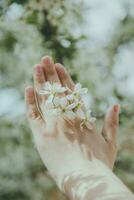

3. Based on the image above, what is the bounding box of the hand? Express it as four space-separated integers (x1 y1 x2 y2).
25 56 120 187
25 56 134 200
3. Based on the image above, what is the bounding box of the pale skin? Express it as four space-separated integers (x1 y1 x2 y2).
25 56 134 200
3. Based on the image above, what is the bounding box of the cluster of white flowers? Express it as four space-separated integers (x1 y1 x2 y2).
38 82 96 129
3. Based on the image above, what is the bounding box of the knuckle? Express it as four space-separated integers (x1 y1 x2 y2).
36 77 44 84
28 105 39 120
109 118 118 128
35 74 44 84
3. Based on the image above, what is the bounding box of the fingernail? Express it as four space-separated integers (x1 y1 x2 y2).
113 105 120 113
42 56 52 65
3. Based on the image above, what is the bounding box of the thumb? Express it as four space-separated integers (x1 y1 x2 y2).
101 104 120 143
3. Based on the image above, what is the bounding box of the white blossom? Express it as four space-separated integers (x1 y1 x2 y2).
76 108 85 119
76 108 96 130
58 97 76 119
38 82 96 129
83 109 96 123
73 83 88 96
39 82 67 96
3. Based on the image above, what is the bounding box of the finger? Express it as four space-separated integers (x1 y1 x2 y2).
101 104 120 143
34 64 45 90
25 86 41 121
55 63 75 90
41 56 60 83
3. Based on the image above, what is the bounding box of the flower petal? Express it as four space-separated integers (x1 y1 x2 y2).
47 94 54 102
76 108 85 119
44 101 53 110
58 87 67 93
75 83 82 92
67 102 77 110
89 117 96 123
66 94 74 100
86 110 92 118
81 88 88 94
60 97 68 108
85 121 93 130
39 90 50 95
44 82 51 90
53 83 67 93
53 96 60 107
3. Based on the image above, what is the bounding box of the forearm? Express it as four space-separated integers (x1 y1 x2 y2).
62 159 134 200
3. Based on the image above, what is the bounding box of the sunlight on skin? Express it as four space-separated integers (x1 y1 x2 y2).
25 56 134 200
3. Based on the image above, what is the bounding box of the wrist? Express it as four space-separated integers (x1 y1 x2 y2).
60 159 132 200
61 159 108 199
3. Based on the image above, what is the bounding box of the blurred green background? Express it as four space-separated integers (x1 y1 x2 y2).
0 0 134 199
